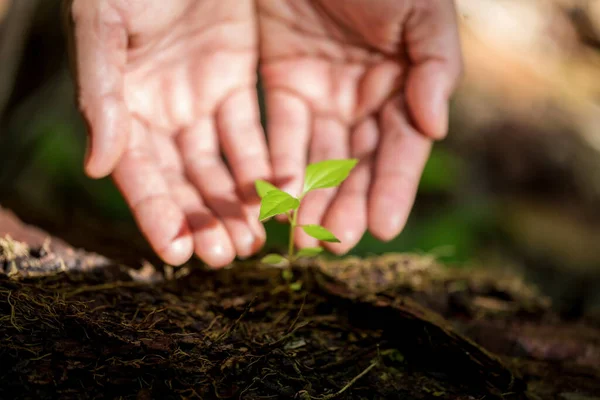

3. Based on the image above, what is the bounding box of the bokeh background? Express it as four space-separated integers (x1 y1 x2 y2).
1 0 599 314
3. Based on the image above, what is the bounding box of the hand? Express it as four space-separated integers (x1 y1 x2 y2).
258 0 463 253
68 0 270 267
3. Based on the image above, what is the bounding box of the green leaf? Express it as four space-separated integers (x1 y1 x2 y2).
301 225 340 243
261 254 289 265
289 281 303 291
303 159 358 194
281 268 293 281
259 189 300 221
255 179 278 198
296 247 324 257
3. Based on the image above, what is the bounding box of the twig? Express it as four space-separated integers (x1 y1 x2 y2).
63 281 147 298
216 297 256 342
262 320 310 350
312 361 377 399
287 294 306 333
7 290 23 331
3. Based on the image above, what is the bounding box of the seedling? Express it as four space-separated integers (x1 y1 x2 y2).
255 159 358 266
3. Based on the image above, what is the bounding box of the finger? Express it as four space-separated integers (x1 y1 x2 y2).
178 118 265 258
70 0 130 178
369 97 432 241
355 61 404 121
321 118 379 254
404 0 463 140
264 90 311 197
217 87 271 214
295 117 349 249
112 119 193 266
149 134 235 268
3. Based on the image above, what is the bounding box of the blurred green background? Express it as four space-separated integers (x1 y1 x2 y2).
1 0 600 313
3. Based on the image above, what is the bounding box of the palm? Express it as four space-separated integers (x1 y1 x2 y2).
73 0 461 264
260 0 409 123
73 0 270 266
124 2 254 133
258 0 437 252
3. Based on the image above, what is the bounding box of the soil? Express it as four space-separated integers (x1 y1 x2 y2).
1 207 600 400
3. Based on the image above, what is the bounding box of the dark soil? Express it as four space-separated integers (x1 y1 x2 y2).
1 208 599 400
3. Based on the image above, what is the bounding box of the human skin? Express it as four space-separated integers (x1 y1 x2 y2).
258 0 462 253
66 0 462 266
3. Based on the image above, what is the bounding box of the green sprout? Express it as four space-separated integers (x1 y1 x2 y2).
255 159 358 266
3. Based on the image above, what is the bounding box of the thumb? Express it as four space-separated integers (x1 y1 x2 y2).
68 0 130 178
404 0 463 140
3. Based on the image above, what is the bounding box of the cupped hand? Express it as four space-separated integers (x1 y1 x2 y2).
69 0 270 267
258 0 463 253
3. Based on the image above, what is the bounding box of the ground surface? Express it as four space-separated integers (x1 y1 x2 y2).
1 207 600 400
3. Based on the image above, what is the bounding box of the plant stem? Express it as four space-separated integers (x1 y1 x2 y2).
288 209 299 259
288 192 304 260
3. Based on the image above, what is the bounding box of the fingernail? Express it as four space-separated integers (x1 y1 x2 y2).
211 243 226 258
207 243 233 267
163 237 192 266
343 231 360 247
383 213 404 241
326 229 356 254
195 238 235 268
327 242 348 255
236 231 258 258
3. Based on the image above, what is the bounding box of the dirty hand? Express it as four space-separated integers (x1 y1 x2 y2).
258 0 463 253
68 0 270 267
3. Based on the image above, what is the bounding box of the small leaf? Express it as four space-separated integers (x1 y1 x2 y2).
289 281 303 291
261 254 289 265
259 189 300 221
296 247 324 257
302 225 340 243
303 159 358 194
255 179 278 198
281 268 293 281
